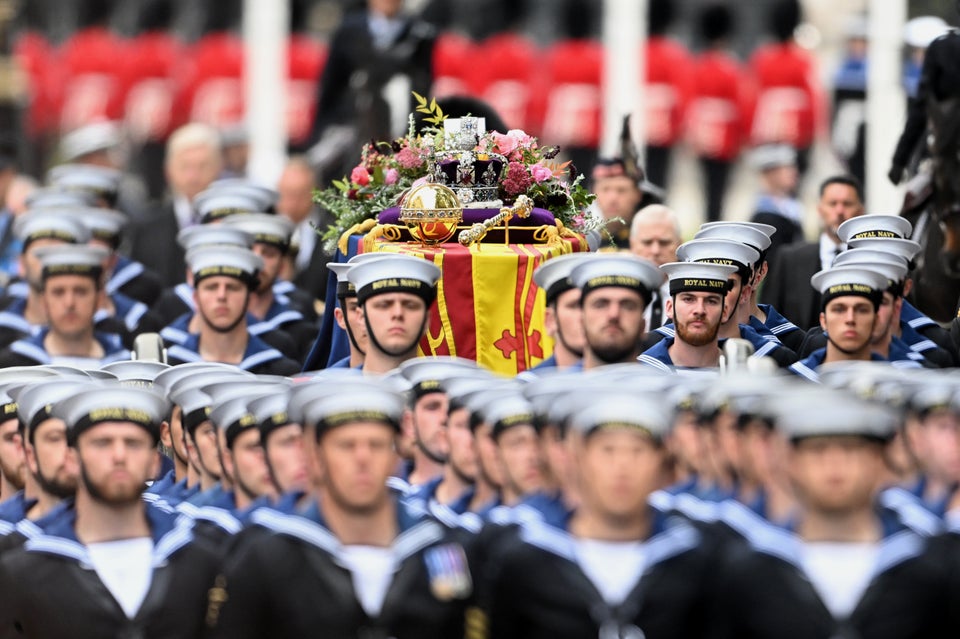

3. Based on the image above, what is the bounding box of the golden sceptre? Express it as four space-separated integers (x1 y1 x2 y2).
458 195 534 246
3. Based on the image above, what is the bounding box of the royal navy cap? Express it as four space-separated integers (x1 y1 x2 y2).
300 381 406 437
100 360 171 387
328 263 355 297
700 220 777 239
248 390 296 440
62 207 127 246
0 386 17 422
221 213 295 250
14 211 90 245
47 164 122 202
186 245 263 288
532 254 589 305
846 237 922 263
694 223 772 254
201 379 287 408
14 379 101 436
676 239 759 279
287 373 364 425
484 393 537 438
775 388 898 442
194 190 263 224
832 249 910 286
209 396 262 449
59 121 122 162
206 179 278 212
811 266 889 309
153 362 246 395
910 383 960 416
749 144 797 171
177 225 254 252
398 357 483 399
660 261 737 297
24 188 97 210
34 244 109 281
167 368 255 432
837 215 912 242
569 254 662 304
444 375 505 413
521 373 585 429
54 384 170 445
348 254 441 305
569 393 672 441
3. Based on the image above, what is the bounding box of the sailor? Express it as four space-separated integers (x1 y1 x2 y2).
901 383 960 517
0 385 226 639
347 254 441 374
249 390 310 497
65 205 164 306
639 261 736 372
475 391 721 638
0 211 90 349
788 267 893 382
696 220 806 352
530 253 587 371
836 214 957 365
0 378 97 527
645 236 798 367
396 357 482 487
206 379 477 639
325 260 368 369
709 387 949 638
0 387 23 507
165 245 300 375
0 245 130 367
220 212 319 358
568 254 662 369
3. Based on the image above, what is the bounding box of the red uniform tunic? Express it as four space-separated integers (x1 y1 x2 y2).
643 36 694 148
56 27 128 132
119 31 186 142
177 32 245 129
748 41 823 150
534 39 603 148
287 35 327 147
686 49 755 161
474 33 536 132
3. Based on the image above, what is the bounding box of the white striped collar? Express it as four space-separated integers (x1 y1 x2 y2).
167 344 203 363
174 283 196 310
878 487 942 536
249 310 305 334
239 347 284 371
250 507 445 563
160 325 191 345
106 261 145 294
10 339 51 364
0 311 35 334
637 354 674 373
24 514 196 568
517 513 701 573
788 360 820 383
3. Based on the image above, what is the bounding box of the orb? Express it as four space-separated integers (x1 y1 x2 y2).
399 183 463 245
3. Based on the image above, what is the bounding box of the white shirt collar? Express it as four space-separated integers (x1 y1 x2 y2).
173 195 195 231
819 233 845 271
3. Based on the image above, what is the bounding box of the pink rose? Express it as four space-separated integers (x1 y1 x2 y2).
530 163 552 183
491 131 519 157
350 166 370 186
384 168 399 185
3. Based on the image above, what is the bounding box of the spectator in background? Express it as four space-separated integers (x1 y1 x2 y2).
630 204 681 330
831 16 868 187
277 157 333 302
687 2 753 223
588 159 642 250
761 175 865 330
309 0 436 183
642 0 693 190
749 0 821 178
126 123 223 287
749 143 803 260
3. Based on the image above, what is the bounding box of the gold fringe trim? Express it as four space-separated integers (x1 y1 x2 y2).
337 218 379 254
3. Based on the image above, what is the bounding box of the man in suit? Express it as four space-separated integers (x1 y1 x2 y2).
277 157 332 302
761 175 866 330
308 0 436 181
126 123 224 288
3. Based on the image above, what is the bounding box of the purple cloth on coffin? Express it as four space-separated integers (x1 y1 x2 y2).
377 206 557 227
